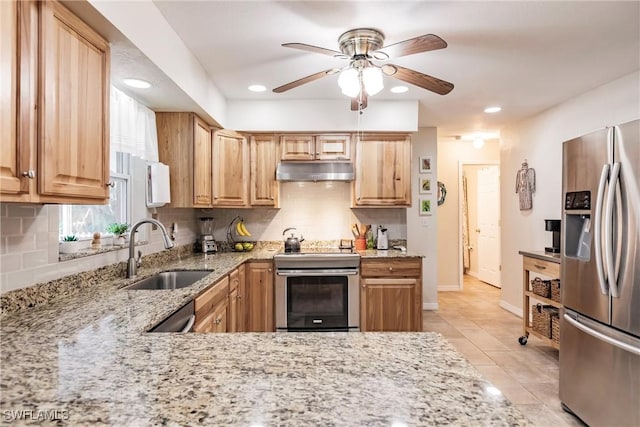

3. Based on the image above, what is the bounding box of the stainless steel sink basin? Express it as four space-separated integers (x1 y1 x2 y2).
122 270 212 290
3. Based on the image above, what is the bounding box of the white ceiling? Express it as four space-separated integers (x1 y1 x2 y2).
83 1 640 137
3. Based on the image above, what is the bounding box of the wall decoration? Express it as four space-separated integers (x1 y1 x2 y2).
437 181 447 206
419 156 432 174
515 159 536 210
419 198 432 216
419 177 432 194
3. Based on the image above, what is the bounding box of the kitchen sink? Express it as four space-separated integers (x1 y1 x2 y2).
122 270 213 290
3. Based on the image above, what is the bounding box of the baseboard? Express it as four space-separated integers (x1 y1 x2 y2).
438 285 461 292
423 302 438 310
499 300 522 318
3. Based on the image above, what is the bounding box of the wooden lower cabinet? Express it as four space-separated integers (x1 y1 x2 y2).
246 261 274 332
194 276 229 333
360 258 423 332
228 265 246 332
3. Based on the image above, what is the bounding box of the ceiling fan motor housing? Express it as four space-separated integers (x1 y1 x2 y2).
338 28 385 57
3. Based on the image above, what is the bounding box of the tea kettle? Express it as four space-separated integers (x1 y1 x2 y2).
376 225 389 250
283 227 304 253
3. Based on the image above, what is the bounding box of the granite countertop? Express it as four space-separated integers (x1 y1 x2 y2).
0 248 527 426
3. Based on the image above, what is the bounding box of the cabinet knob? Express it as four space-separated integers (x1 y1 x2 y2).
215 317 222 325
362 284 366 288
268 268 272 272
21 170 35 179
270 197 275 200
389 267 393 271
106 181 115 188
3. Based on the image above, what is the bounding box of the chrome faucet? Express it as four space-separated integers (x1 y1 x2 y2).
127 218 175 278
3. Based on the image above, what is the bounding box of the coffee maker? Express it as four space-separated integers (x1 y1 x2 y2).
544 219 561 253
197 217 218 253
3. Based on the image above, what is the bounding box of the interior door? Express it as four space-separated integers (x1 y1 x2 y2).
477 166 501 287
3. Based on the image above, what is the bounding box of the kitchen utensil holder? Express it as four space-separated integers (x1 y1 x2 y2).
355 237 366 251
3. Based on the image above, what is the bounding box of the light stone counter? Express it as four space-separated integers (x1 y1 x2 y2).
0 247 529 426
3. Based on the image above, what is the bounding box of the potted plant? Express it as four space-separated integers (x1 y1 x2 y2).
59 235 82 254
106 223 130 246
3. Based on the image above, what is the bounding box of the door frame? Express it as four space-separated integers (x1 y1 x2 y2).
458 161 500 290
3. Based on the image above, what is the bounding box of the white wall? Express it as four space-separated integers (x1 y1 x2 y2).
436 140 500 290
227 100 418 132
407 127 439 310
499 70 640 316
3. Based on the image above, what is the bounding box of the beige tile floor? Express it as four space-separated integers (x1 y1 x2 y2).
424 275 585 426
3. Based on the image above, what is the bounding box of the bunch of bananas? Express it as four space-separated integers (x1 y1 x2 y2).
235 220 252 237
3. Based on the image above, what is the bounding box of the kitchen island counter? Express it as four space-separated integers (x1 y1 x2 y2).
1 330 527 426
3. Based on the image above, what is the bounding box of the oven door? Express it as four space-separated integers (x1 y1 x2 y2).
275 270 359 331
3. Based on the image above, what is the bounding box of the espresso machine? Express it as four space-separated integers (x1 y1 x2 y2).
544 219 561 253
197 217 218 253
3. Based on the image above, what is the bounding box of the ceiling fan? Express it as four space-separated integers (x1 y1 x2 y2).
273 28 454 111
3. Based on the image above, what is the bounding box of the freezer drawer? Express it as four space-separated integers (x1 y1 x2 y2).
560 310 640 426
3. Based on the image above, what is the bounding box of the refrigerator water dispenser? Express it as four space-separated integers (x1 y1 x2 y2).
565 215 591 261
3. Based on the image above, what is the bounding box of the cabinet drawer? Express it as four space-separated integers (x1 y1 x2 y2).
523 257 560 278
361 259 421 278
195 276 229 320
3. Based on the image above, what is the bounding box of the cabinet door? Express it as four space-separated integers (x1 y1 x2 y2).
194 301 228 333
212 129 248 206
360 278 417 331
39 0 110 201
193 116 212 206
354 135 411 206
250 135 279 206
316 134 351 160
228 287 238 333
280 135 314 160
246 261 274 332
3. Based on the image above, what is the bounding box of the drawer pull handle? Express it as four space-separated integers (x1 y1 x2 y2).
534 264 546 270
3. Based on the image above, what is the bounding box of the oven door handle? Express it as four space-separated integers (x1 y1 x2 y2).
276 270 359 276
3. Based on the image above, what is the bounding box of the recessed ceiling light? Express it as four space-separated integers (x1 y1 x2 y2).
248 84 266 92
390 86 409 94
123 78 151 89
484 106 502 113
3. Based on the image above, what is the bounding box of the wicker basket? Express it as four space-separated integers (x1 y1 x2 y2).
550 279 561 303
531 304 557 338
551 313 561 345
531 277 551 298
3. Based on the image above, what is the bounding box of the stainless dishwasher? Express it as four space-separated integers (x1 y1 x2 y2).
149 300 195 332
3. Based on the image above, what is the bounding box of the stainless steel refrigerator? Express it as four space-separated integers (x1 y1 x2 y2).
560 119 639 426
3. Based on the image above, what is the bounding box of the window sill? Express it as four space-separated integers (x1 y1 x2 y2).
59 241 148 262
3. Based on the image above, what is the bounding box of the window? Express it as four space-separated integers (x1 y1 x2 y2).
59 154 131 239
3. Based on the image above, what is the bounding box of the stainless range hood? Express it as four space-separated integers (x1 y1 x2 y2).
276 161 355 182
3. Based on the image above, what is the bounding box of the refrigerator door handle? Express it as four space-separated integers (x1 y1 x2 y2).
564 313 640 356
605 162 621 298
594 163 610 295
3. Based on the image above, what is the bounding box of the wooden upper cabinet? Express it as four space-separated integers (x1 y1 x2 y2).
250 135 279 207
1 0 109 204
212 129 248 207
157 112 213 208
193 117 212 206
280 134 351 161
353 134 411 207
38 0 110 200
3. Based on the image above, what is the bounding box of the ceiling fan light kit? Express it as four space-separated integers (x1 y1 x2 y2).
274 27 454 110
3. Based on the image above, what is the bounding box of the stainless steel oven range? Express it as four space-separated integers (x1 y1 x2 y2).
274 251 360 332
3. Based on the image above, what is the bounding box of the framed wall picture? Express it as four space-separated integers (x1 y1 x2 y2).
419 156 432 174
419 177 432 194
419 198 432 216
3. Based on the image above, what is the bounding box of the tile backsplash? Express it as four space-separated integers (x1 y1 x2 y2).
0 183 406 293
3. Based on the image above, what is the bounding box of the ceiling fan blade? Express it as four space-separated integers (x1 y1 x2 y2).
389 64 454 95
273 69 336 93
282 43 345 58
350 92 368 111
375 34 447 59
